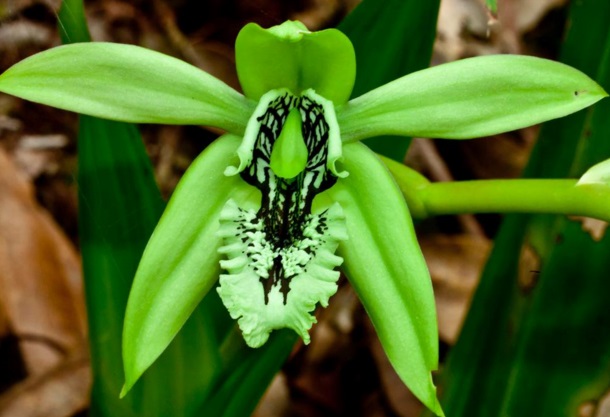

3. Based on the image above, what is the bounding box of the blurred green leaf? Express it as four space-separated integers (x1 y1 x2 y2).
59 2 221 415
236 21 356 104
78 116 222 417
58 0 89 43
339 0 440 160
201 330 297 417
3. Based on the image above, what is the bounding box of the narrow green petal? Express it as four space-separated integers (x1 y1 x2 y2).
235 21 356 104
339 55 607 142
0 43 254 133
578 157 610 186
122 134 258 395
318 142 443 416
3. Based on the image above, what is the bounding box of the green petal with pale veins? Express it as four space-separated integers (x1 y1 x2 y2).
122 134 259 396
317 142 444 417
339 55 607 142
0 43 254 133
235 21 356 104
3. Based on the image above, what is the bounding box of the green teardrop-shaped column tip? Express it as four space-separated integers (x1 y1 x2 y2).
270 107 308 179
235 21 356 104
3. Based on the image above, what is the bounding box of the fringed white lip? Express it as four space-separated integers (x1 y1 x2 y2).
217 201 346 347
216 88 348 347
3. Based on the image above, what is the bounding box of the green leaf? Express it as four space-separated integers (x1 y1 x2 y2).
122 134 259 395
0 43 254 133
60 3 224 416
339 55 607 142
235 21 356 104
58 0 90 43
339 0 440 160
79 116 223 417
319 142 443 416
201 330 297 417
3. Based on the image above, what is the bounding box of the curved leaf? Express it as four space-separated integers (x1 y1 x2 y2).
122 134 259 395
319 142 443 416
0 43 254 134
339 55 607 142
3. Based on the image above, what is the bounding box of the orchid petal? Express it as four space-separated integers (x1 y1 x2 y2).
235 21 356 104
218 87 349 346
318 142 443 416
217 201 346 347
0 43 254 133
578 157 610 186
122 134 258 395
339 55 607 142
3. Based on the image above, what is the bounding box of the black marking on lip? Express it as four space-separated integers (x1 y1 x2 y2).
238 92 337 304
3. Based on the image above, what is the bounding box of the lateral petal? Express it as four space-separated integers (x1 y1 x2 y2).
122 134 258 395
320 142 444 416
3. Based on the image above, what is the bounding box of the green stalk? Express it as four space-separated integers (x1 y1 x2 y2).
384 156 610 222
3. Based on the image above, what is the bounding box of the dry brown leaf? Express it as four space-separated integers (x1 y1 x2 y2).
517 243 541 295
568 216 609 242
252 373 290 417
420 234 491 344
0 354 90 417
0 298 8 339
0 148 86 376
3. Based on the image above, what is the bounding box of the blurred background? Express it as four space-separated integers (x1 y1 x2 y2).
0 0 588 416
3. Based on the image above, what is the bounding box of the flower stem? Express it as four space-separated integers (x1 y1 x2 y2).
382 156 610 222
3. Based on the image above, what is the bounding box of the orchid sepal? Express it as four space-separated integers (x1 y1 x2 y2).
316 142 443 416
236 21 356 104
339 54 608 142
0 42 254 133
121 134 259 396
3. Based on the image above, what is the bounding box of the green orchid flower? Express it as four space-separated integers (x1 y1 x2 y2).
0 20 606 417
